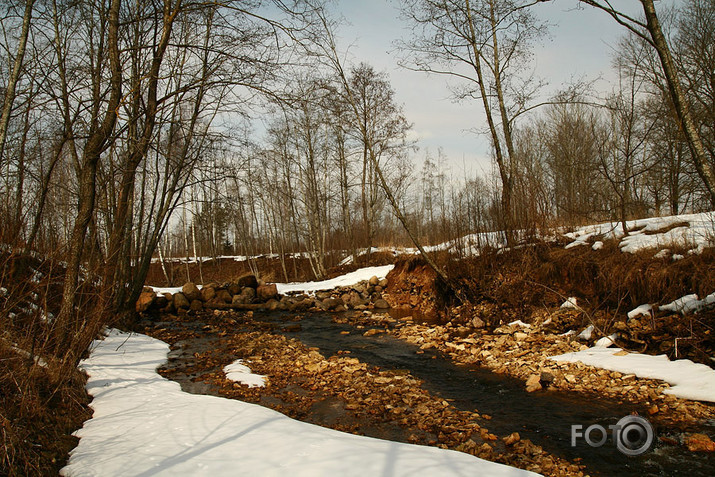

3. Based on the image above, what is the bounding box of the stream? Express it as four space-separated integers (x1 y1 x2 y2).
157 310 715 476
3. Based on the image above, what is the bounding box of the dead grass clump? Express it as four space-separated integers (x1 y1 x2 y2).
0 341 91 476
1 249 101 475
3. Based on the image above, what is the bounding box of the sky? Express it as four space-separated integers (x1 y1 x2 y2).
328 0 683 178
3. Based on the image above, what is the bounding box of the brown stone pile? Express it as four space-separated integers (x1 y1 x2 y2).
136 275 391 314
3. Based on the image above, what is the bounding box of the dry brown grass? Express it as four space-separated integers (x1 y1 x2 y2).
0 249 96 476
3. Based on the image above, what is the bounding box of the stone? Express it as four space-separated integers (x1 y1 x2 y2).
154 294 168 308
349 292 366 307
257 283 278 301
471 317 486 328
227 283 241 296
379 278 388 288
321 298 342 311
503 432 520 446
181 282 201 301
685 433 715 452
189 299 203 311
373 298 390 309
265 299 280 311
236 274 259 289
173 292 190 309
241 287 256 300
216 289 232 303
200 286 216 302
525 374 542 392
232 294 249 305
514 332 528 341
135 291 156 312
539 371 555 386
369 276 380 286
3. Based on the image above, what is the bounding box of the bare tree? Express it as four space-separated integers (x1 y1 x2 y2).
0 0 35 167
578 0 715 206
399 0 548 244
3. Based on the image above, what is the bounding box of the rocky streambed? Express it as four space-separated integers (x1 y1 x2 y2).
139 306 715 477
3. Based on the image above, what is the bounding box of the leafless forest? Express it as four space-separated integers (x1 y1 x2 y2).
0 0 712 363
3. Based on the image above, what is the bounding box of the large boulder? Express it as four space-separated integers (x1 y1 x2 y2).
257 283 278 301
173 292 190 309
232 294 249 306
215 289 232 303
189 299 203 311
236 274 259 289
136 291 156 312
320 297 342 311
200 286 216 302
240 287 256 301
181 282 201 302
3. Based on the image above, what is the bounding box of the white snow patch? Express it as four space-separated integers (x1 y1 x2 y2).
223 360 266 388
508 320 531 328
559 330 576 337
627 304 652 320
61 330 538 477
564 212 715 254
594 333 618 348
560 297 579 309
653 249 670 259
577 325 594 341
591 241 603 251
549 347 715 403
150 286 182 295
275 265 394 295
659 293 715 315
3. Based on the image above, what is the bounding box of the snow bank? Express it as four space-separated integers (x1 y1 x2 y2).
549 347 715 403
62 330 537 477
275 265 394 295
564 212 714 253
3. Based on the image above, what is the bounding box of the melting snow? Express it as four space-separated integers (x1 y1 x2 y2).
594 333 618 348
61 330 538 477
660 293 715 315
563 212 714 254
549 347 715 403
275 265 394 295
577 325 594 341
223 360 266 388
627 304 652 320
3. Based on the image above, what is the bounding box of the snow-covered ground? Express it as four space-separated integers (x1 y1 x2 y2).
62 329 538 477
549 347 715 403
564 212 714 255
275 265 394 295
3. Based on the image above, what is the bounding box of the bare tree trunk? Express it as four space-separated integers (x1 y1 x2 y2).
0 0 34 166
57 0 122 345
640 0 715 206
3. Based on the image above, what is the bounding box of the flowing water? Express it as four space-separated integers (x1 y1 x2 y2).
158 311 715 476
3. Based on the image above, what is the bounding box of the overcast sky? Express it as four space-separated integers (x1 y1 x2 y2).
328 0 682 178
